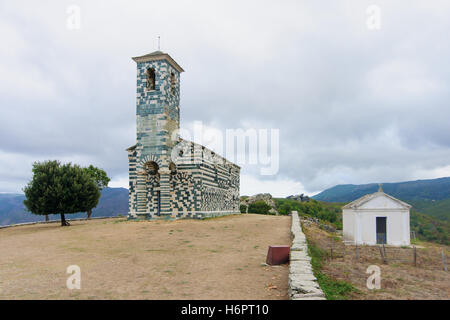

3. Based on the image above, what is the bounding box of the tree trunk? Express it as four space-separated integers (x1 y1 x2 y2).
87 209 92 219
61 213 70 226
45 214 49 222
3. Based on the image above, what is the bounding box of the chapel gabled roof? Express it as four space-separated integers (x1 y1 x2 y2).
131 51 184 73
342 191 412 210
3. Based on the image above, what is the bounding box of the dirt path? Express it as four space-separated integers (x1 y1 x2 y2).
0 214 290 300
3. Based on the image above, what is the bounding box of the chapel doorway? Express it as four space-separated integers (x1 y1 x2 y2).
376 217 387 244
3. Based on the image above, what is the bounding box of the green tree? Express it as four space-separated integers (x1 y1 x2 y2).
23 161 101 226
83 165 110 219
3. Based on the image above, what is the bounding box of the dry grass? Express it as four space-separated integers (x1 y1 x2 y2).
303 222 450 300
0 214 290 300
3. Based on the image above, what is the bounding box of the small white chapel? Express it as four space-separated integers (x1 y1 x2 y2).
342 185 411 246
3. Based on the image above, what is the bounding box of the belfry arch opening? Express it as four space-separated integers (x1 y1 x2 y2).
146 68 156 90
170 72 176 95
169 162 177 174
144 161 159 175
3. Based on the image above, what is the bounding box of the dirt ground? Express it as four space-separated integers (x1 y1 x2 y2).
0 214 290 300
303 222 450 300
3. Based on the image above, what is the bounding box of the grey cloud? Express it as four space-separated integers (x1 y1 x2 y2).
1 0 450 195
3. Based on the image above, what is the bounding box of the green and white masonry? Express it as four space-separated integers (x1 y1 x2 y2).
127 51 240 220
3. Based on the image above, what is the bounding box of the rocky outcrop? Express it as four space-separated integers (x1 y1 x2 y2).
301 216 336 233
240 193 279 215
287 194 310 202
289 211 326 300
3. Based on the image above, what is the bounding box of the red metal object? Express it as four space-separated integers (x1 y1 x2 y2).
266 245 290 265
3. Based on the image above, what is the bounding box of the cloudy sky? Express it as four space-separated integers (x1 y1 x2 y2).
1 0 449 197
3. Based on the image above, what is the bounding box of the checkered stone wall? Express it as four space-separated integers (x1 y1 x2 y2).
170 171 197 217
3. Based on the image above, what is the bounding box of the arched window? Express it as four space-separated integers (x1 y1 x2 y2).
146 68 156 90
170 72 176 95
169 162 177 174
144 161 159 175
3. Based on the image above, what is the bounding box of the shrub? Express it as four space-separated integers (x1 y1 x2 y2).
240 204 248 213
248 200 271 215
274 198 343 229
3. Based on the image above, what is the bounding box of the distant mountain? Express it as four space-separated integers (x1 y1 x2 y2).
313 177 450 203
0 187 129 226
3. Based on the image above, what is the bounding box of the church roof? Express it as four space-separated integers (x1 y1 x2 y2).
179 138 241 169
125 140 241 169
342 191 412 210
132 51 184 73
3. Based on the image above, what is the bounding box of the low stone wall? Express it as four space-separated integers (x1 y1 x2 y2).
289 211 326 300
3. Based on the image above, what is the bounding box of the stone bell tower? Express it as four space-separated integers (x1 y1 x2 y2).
127 51 184 219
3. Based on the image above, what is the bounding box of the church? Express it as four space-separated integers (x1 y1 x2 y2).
342 186 411 246
126 51 240 219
